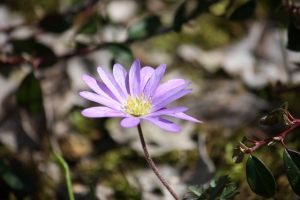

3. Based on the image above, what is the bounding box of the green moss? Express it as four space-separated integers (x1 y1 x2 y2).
151 14 245 52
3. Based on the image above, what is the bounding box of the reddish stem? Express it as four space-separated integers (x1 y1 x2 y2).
278 121 300 138
0 45 99 69
286 110 295 121
248 121 300 154
137 124 179 200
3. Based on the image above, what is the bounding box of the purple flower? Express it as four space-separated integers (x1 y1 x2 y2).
80 59 202 132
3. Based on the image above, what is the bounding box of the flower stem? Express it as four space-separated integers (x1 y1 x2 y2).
54 152 75 200
137 124 179 200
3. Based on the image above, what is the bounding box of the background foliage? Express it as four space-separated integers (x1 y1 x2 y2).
1 0 300 199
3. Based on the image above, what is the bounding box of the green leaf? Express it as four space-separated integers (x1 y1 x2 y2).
259 108 285 126
210 179 217 188
242 136 248 143
246 155 276 198
173 2 186 32
287 22 300 52
280 102 288 110
16 72 44 115
12 38 53 56
188 185 206 198
232 136 248 164
232 148 244 164
229 0 256 21
260 102 292 126
188 185 201 196
185 175 239 200
0 160 37 195
105 43 134 62
180 195 188 200
11 38 56 68
38 13 73 33
283 149 300 197
2 171 24 190
209 175 230 200
219 186 240 200
76 14 100 35
128 15 161 40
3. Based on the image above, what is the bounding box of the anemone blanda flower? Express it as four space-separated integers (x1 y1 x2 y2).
79 59 202 132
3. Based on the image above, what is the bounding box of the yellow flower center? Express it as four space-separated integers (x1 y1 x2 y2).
123 93 152 117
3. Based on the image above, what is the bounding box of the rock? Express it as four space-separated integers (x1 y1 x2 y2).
106 118 197 157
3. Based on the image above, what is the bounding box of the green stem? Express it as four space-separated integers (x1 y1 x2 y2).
54 152 75 200
137 124 179 200
89 180 96 200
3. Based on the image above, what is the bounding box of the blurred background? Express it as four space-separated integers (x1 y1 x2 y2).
0 0 300 199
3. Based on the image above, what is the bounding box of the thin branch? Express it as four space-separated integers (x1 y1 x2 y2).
0 0 101 33
0 0 214 68
64 0 100 15
248 121 300 154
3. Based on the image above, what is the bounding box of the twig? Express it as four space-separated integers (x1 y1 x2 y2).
247 112 300 154
0 0 214 69
0 0 101 33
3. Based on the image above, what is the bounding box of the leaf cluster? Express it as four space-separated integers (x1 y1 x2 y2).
181 175 240 200
233 102 300 198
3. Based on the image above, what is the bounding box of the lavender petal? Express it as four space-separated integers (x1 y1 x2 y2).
129 59 141 96
97 67 127 102
152 79 186 101
79 91 121 110
82 75 118 101
113 63 128 96
144 117 181 132
146 107 188 117
120 117 141 128
82 106 126 118
140 66 154 92
166 112 203 123
143 64 166 98
151 83 191 111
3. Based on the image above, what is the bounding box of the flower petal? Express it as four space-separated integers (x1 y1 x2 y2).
151 83 191 111
146 107 188 117
79 91 121 110
120 117 141 128
143 64 166 98
144 117 181 132
113 63 128 95
97 67 127 102
82 106 126 118
82 75 118 101
140 66 154 92
129 59 141 96
152 79 186 101
166 112 203 123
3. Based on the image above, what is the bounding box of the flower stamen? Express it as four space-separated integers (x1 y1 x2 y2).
123 93 152 117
